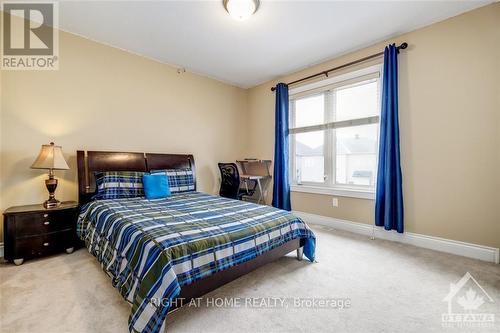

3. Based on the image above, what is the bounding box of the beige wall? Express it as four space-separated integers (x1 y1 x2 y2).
1 4 499 249
0 20 248 237
246 4 500 248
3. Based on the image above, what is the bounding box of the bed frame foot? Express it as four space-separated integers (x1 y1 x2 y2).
296 247 303 261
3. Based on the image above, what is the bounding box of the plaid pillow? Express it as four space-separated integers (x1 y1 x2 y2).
93 171 145 200
152 168 195 193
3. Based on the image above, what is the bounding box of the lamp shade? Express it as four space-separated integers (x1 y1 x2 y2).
31 142 69 170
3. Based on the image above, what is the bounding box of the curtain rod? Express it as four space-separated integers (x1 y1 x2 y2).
270 42 408 92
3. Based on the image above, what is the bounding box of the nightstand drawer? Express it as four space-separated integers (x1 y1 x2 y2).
14 210 76 237
14 230 75 258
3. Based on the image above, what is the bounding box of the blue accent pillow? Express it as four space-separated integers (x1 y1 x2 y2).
143 173 170 199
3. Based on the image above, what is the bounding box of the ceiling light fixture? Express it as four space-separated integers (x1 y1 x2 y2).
223 0 260 21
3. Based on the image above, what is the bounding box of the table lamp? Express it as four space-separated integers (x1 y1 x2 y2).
31 142 70 208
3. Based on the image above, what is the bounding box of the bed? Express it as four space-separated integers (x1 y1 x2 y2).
76 150 316 333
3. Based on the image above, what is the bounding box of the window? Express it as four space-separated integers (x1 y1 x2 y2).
289 65 381 199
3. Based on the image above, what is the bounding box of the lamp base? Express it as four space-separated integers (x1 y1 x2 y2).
43 198 61 209
44 175 60 209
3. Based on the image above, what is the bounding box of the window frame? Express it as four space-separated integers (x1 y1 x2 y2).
289 91 331 187
289 64 382 200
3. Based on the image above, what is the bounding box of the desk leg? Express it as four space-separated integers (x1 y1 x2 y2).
263 178 271 205
257 179 264 204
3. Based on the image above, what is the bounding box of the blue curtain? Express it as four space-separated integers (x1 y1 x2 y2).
272 83 291 211
375 44 404 233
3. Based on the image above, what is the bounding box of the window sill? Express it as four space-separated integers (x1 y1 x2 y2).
290 185 375 200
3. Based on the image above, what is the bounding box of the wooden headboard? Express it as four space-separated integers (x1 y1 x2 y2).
76 150 196 204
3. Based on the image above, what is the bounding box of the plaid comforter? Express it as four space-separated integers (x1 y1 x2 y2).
77 192 316 333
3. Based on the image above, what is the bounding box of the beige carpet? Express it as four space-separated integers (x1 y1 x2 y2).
1 225 499 333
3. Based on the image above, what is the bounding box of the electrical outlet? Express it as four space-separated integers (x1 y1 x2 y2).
332 197 339 207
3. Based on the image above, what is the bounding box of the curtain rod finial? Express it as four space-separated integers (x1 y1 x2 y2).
399 42 408 50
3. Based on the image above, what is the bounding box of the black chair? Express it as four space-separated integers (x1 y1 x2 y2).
218 163 257 200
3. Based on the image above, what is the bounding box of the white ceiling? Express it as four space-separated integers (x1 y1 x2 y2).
55 0 491 88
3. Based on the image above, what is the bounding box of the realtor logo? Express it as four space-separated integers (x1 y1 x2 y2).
1 1 59 70
442 272 495 328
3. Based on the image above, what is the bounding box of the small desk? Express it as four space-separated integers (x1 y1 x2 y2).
240 174 271 204
237 159 272 205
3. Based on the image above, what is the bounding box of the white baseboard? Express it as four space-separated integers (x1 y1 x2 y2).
0 216 497 263
294 211 500 264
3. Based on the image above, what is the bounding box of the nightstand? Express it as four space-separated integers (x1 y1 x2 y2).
3 201 79 265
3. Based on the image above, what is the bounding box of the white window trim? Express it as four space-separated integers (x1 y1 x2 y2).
289 64 382 95
291 184 375 200
289 64 382 200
